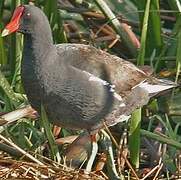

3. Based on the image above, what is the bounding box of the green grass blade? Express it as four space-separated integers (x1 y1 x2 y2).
175 13 181 83
137 0 151 65
167 0 181 18
149 0 163 48
0 0 7 65
137 0 163 59
0 0 5 18
0 69 21 107
141 129 181 149
129 0 151 169
43 0 67 43
40 104 61 163
129 108 141 168
0 35 7 65
11 34 23 93
9 0 21 81
94 0 137 57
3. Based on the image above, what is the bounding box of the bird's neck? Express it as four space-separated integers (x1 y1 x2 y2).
21 30 57 82
23 30 54 64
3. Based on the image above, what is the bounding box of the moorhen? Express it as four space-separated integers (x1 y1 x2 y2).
2 5 176 170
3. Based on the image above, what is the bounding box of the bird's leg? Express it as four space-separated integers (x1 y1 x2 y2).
85 134 98 172
100 130 120 179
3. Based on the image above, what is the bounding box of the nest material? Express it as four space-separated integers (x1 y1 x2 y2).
0 156 104 180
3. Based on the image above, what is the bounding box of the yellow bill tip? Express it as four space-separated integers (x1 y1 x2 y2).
1 28 10 37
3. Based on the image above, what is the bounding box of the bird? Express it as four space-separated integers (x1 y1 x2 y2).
1 5 176 171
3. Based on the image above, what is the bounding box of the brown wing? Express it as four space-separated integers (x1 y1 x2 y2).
56 43 148 95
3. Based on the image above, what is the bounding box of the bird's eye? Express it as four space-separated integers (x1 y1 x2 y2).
27 13 31 16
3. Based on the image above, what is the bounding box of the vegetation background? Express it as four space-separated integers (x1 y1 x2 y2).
0 0 181 179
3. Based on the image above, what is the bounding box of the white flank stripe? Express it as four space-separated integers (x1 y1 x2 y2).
86 71 115 92
89 75 109 85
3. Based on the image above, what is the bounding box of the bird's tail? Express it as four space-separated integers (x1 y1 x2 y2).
136 78 178 97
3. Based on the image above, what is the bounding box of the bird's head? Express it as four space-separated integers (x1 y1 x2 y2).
2 5 50 37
